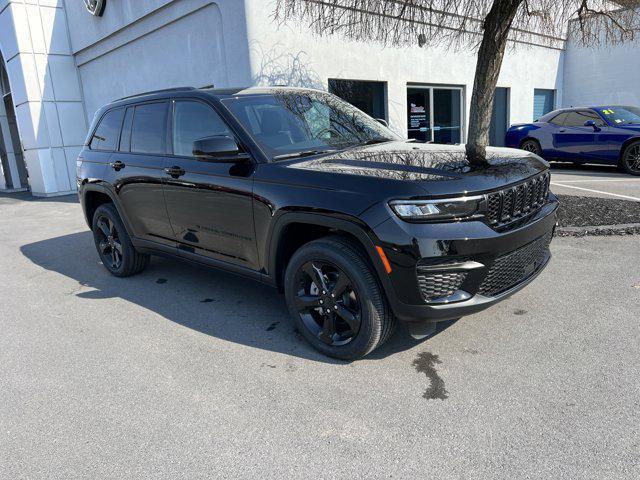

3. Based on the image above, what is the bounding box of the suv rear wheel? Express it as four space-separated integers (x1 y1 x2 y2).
92 203 149 277
284 236 395 360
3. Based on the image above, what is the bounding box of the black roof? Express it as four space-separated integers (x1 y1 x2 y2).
95 86 324 116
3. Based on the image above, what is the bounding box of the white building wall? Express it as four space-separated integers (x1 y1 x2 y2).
1 0 565 196
64 0 253 121
563 37 640 107
244 0 564 139
0 0 86 196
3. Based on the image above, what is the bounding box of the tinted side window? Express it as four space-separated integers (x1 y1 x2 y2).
583 110 606 126
90 108 124 151
549 112 568 126
172 101 232 157
564 111 605 127
131 103 168 154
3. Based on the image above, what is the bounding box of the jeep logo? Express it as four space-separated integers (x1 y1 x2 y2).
84 0 106 17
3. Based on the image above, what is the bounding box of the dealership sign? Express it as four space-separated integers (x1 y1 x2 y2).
84 0 106 17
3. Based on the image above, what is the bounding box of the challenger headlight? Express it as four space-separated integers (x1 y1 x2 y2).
389 196 484 222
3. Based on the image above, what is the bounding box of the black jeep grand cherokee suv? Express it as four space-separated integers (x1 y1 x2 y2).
77 87 557 359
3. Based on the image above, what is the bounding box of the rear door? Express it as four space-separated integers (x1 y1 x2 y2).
83 107 125 189
106 101 175 246
162 99 258 270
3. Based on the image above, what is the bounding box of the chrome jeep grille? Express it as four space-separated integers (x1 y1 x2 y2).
486 173 551 230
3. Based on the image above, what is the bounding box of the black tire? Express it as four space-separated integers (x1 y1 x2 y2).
284 235 396 360
619 141 640 175
520 139 542 156
92 203 149 277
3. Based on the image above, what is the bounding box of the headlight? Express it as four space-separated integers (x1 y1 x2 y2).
389 196 484 222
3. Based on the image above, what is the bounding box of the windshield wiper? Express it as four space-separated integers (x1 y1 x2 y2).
361 138 394 146
273 149 336 161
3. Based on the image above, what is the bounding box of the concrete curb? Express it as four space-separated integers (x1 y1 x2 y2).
556 223 640 237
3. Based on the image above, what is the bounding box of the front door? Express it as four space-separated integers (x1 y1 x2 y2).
555 110 609 161
162 100 258 270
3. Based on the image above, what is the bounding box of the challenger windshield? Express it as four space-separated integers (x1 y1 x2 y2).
222 90 399 160
598 106 640 125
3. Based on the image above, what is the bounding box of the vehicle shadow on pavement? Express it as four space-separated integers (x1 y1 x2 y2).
20 231 431 363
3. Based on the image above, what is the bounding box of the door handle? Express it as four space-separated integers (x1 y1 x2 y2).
110 160 125 171
558 129 566 133
164 166 186 178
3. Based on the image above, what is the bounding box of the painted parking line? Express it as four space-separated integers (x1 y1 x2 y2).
551 182 640 201
552 179 640 183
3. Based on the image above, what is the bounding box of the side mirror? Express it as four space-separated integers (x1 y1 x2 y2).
193 135 250 163
584 120 600 131
376 118 389 128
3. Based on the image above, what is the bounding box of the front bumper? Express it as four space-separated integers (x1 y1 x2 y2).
372 195 558 323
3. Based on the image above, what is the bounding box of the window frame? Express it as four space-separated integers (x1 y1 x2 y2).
548 112 568 126
167 97 249 161
88 107 126 152
406 84 466 144
563 110 607 128
118 106 134 152
328 78 388 121
168 98 236 159
126 100 170 156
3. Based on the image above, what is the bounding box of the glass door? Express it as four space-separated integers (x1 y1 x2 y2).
407 88 430 142
407 86 464 144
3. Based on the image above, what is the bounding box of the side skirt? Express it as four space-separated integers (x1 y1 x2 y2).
131 237 275 287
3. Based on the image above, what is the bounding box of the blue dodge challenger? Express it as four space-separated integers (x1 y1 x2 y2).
505 106 640 175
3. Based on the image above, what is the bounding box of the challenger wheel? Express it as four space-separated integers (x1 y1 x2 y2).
621 141 640 176
284 236 395 360
92 204 149 277
521 139 542 156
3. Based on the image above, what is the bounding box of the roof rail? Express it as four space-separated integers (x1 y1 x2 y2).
117 86 196 101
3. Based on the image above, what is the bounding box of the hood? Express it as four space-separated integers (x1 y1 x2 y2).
286 141 549 196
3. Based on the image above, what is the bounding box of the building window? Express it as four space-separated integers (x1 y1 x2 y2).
533 89 555 120
407 85 464 144
328 79 386 120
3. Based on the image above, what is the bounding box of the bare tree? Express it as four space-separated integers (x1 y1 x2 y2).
275 0 640 164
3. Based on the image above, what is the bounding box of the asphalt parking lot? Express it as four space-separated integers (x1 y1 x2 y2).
550 163 640 201
1 170 639 479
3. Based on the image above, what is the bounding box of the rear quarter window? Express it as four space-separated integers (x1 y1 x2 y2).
89 108 125 151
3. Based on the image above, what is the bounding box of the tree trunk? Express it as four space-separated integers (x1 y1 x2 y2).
466 0 523 165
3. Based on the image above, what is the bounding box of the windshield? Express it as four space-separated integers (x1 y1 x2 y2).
597 106 640 125
221 90 399 160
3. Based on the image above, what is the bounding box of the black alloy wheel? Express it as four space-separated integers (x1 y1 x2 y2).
622 142 640 175
95 215 123 270
284 236 396 360
91 203 149 277
521 139 542 156
293 261 361 346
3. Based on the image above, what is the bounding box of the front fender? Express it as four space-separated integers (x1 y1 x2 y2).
264 210 394 296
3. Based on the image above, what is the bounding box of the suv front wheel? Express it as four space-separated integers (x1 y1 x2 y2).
284 236 396 360
92 203 149 277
